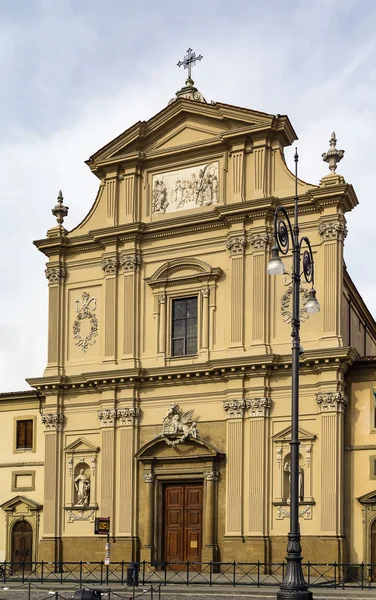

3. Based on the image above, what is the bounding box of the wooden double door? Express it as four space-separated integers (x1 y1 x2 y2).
164 483 203 566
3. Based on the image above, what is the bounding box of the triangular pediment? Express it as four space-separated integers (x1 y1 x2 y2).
1 495 42 512
358 490 376 505
85 99 289 174
147 122 224 152
272 426 316 443
64 437 99 454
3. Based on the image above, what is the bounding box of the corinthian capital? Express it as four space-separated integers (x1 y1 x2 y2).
318 218 348 242
45 267 66 285
223 399 246 418
97 409 117 427
117 407 140 426
41 413 64 431
101 256 119 276
246 397 272 417
120 253 141 272
316 392 348 413
226 237 246 256
248 233 273 252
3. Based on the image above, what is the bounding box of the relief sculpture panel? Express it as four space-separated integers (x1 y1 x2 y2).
152 161 218 214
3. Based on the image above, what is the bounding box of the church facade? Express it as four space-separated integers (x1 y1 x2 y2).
1 68 376 571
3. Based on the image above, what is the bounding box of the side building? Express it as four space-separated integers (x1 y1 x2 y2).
1 76 376 571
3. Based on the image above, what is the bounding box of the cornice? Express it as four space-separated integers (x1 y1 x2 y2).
25 348 357 393
34 185 358 259
306 183 358 213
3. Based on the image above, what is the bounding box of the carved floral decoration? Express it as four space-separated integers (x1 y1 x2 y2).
73 292 98 352
161 403 198 447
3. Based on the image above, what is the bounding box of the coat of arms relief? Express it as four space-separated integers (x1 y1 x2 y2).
161 403 198 447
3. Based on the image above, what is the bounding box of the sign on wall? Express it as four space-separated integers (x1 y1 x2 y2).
94 517 110 535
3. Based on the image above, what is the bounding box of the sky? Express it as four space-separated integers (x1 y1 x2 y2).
0 0 375 391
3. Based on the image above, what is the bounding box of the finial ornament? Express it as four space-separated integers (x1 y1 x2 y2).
52 190 69 225
322 132 345 173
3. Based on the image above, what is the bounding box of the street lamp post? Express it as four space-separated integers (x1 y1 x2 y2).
267 150 320 600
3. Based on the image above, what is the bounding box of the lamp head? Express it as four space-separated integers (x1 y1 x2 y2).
267 245 286 276
305 288 320 314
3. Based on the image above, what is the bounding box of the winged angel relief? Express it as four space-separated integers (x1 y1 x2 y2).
73 292 98 352
161 403 198 447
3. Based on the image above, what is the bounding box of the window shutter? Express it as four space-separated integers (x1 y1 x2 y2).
16 420 33 449
25 420 33 448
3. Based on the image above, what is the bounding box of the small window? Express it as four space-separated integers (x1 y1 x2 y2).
172 297 197 356
16 420 33 450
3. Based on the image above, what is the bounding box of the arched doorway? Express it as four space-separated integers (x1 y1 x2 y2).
11 520 32 569
371 519 376 582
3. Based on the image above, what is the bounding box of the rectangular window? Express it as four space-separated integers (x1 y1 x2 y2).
16 419 33 450
172 297 197 356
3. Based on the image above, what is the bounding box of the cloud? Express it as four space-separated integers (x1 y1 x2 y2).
0 0 375 390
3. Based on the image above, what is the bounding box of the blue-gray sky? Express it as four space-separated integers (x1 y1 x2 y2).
0 0 375 390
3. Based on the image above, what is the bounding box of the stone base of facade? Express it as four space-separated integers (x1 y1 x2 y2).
270 536 344 564
39 537 137 563
140 546 154 563
220 536 270 563
38 536 344 565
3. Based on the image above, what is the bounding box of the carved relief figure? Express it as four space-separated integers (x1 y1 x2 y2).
284 461 304 502
161 404 198 446
74 468 90 506
152 162 218 214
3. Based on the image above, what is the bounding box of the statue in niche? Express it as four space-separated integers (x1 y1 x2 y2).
284 461 304 503
74 468 90 506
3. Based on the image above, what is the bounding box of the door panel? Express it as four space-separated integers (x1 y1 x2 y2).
165 486 183 564
372 521 376 581
184 485 202 564
164 483 203 568
11 520 32 570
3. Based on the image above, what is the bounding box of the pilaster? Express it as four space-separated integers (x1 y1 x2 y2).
318 215 347 345
245 397 271 537
98 407 116 527
248 232 273 352
117 407 140 541
226 236 246 349
158 293 167 356
223 399 245 537
140 472 154 562
101 255 118 363
40 405 64 562
120 252 141 366
44 264 66 375
202 470 218 562
316 391 347 534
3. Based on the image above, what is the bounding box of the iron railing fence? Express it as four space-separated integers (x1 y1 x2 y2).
0 560 375 588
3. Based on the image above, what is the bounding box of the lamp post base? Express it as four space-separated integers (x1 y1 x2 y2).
277 587 313 600
277 534 313 600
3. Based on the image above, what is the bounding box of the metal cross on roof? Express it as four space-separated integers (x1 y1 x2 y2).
177 48 203 80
